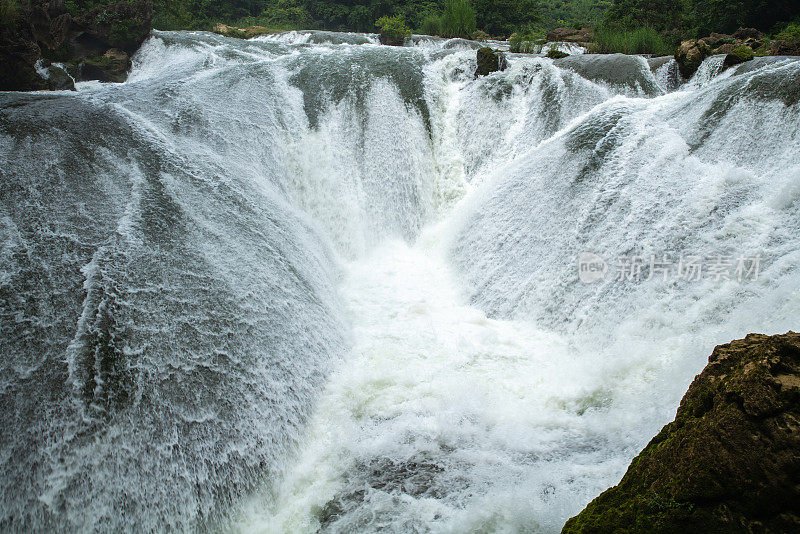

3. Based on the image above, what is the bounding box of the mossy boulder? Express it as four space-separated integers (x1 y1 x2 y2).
79 48 131 83
562 332 800 533
375 15 411 46
723 45 754 68
547 48 569 59
475 46 507 77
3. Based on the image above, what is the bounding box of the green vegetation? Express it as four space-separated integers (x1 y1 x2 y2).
546 46 568 58
508 30 544 52
592 26 672 55
473 0 540 37
602 0 799 38
776 22 800 45
0 0 20 28
438 0 476 38
375 14 411 44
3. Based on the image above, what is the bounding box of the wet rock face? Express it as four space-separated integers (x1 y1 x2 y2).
562 332 800 534
0 0 152 91
475 47 507 77
79 48 131 83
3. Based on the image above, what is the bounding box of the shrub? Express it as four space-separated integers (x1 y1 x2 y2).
776 22 800 44
375 15 411 45
592 26 672 55
419 14 441 36
438 0 476 39
509 30 544 53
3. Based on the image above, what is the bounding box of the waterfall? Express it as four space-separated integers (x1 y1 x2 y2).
1 30 798 532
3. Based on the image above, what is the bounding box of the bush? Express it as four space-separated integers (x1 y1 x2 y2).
419 13 441 36
592 26 673 55
438 0 476 39
776 22 800 43
375 15 411 45
509 30 544 53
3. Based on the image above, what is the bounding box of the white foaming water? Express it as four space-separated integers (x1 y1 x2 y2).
2 30 799 532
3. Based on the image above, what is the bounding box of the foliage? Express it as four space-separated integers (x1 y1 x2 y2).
418 13 441 35
0 0 20 28
438 0 475 38
375 14 411 43
472 0 538 37
690 0 796 35
546 46 568 58
602 0 800 38
776 22 800 43
508 29 544 52
601 0 685 33
592 26 672 54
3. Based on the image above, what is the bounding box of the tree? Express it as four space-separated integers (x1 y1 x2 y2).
472 0 539 38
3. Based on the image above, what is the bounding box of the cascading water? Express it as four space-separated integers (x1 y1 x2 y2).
1 29 798 533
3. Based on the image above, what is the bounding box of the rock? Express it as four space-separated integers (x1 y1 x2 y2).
701 32 733 49
45 64 75 90
378 31 405 46
723 45 754 68
212 23 244 38
546 48 569 59
37 59 75 90
733 27 763 41
0 0 152 90
546 27 593 43
675 39 711 79
769 39 800 57
470 30 490 42
0 35 47 91
75 0 153 55
562 332 800 533
79 48 131 83
475 46 507 77
713 43 737 55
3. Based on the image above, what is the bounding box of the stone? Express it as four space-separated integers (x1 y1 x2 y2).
475 46 507 77
562 332 800 533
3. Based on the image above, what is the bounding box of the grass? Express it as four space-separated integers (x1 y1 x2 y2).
438 0 476 39
592 26 673 55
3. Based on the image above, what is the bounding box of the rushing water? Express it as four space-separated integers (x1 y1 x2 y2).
1 30 799 532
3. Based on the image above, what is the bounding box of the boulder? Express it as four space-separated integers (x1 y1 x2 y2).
713 43 737 55
562 332 800 533
37 59 76 90
79 48 131 83
546 27 593 43
733 27 763 41
723 45 754 68
546 48 569 59
701 32 733 49
675 39 710 78
475 46 507 77
769 38 800 57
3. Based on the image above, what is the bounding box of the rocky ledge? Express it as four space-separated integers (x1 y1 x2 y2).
563 332 800 533
675 27 800 78
0 0 152 91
